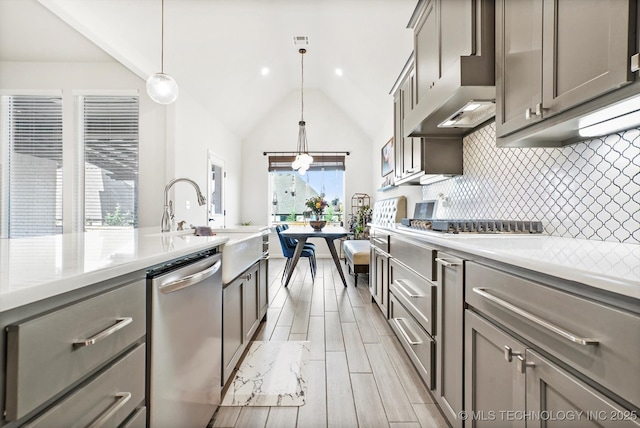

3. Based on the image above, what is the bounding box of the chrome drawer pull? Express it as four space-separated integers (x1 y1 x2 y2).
435 257 460 268
73 317 133 348
159 260 222 294
86 392 131 428
392 318 422 346
394 279 422 298
473 287 599 346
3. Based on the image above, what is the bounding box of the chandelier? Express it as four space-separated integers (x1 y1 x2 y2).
146 0 179 104
291 48 313 175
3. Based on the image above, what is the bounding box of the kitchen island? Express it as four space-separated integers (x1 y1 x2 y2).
0 227 269 428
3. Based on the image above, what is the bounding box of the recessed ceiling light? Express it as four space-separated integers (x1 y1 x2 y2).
261 67 270 76
335 68 343 77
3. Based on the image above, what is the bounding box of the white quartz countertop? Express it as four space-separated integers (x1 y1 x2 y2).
0 227 231 312
377 225 640 300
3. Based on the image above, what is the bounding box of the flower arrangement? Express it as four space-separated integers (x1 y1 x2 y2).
305 195 328 218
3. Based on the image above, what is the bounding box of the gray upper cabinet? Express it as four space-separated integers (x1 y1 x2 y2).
405 0 495 137
415 0 438 104
495 0 543 137
496 0 639 147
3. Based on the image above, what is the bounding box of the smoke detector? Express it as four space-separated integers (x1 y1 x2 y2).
293 36 309 46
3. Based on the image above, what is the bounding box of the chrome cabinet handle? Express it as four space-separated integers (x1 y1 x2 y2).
73 317 133 348
394 279 422 298
516 355 535 374
504 345 522 363
242 272 253 280
86 392 131 428
435 257 460 268
392 318 422 345
473 287 599 346
525 107 533 120
159 260 222 294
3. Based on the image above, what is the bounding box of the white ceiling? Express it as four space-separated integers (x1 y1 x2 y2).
0 0 416 139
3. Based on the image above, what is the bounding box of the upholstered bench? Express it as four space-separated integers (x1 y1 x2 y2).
343 240 371 285
343 196 407 285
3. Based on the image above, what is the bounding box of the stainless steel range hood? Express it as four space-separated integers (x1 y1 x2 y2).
404 0 495 137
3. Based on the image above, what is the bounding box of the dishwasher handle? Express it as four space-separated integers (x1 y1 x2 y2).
159 260 222 294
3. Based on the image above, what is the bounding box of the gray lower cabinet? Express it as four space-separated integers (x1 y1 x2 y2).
222 259 268 385
465 310 527 428
371 247 390 315
258 257 268 320
466 310 640 428
0 274 147 427
466 261 640 426
526 350 640 428
435 252 465 428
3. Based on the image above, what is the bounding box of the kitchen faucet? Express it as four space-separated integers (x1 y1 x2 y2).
161 178 207 232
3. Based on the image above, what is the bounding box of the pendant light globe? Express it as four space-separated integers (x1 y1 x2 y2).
147 72 179 104
147 0 178 105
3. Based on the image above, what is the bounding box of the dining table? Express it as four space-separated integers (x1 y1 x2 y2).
280 226 353 287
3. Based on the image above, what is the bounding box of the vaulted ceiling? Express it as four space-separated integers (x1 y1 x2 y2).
0 0 416 140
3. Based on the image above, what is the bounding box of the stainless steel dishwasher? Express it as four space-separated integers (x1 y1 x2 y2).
147 249 222 428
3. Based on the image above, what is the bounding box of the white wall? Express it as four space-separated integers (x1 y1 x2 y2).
0 60 165 229
241 89 375 256
170 93 242 229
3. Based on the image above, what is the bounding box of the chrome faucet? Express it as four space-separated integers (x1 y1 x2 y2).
161 178 207 232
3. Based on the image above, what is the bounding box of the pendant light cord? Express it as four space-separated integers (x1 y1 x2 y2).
161 0 165 73
300 48 305 121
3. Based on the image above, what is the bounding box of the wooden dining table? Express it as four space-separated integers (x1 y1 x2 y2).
280 226 353 287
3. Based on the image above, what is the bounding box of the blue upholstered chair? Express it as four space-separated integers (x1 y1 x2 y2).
276 225 316 282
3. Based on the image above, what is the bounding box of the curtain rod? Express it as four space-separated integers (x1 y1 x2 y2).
263 151 350 156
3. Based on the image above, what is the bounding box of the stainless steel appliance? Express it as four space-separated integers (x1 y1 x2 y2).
147 249 222 427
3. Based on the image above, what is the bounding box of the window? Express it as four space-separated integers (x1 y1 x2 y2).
79 95 139 229
268 155 345 224
1 95 63 238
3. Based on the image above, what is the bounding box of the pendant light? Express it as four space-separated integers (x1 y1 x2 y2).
146 0 179 104
292 48 313 174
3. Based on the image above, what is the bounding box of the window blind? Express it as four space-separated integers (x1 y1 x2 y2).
1 95 63 238
268 154 346 171
81 96 139 229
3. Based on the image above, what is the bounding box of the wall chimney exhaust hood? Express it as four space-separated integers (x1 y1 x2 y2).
404 0 495 138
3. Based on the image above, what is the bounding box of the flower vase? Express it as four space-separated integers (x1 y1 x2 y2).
309 214 326 231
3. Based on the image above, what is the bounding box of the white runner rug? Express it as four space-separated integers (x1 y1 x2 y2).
221 341 309 406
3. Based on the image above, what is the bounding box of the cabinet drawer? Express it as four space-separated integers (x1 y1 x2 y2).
389 235 436 281
389 258 435 336
6 280 146 421
389 295 435 390
24 344 145 428
466 262 640 408
370 231 390 253
120 406 147 428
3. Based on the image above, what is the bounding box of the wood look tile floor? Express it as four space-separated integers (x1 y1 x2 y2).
213 258 448 428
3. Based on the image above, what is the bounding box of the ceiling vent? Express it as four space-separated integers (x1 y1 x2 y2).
292 36 309 46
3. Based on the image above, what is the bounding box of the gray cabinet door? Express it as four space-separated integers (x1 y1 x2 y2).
435 252 464 428
465 310 526 428
415 0 438 105
393 92 404 181
439 0 473 74
541 0 634 118
401 77 414 175
258 258 268 320
496 0 543 137
243 263 260 343
525 349 640 428
222 278 243 384
372 248 389 315
369 246 378 299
